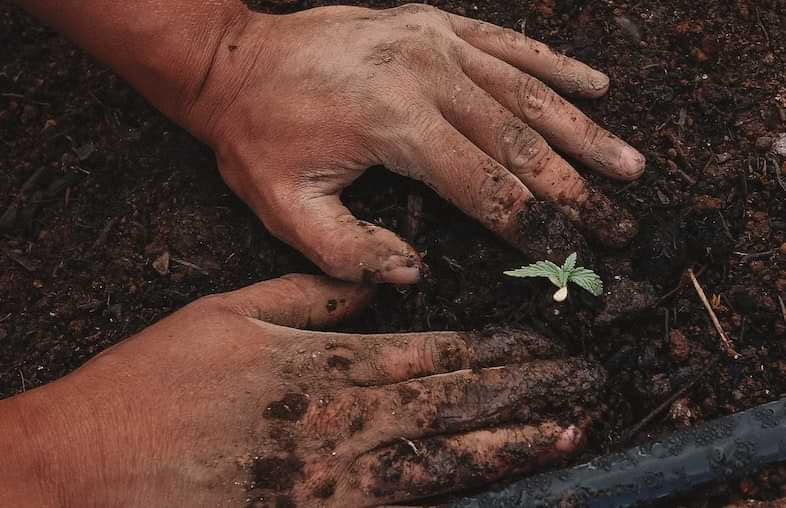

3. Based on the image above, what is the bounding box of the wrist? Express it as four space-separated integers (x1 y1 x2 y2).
180 11 280 145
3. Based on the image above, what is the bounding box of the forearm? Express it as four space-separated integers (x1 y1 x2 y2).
14 0 251 128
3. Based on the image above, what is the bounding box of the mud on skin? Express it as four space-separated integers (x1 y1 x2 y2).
243 333 605 507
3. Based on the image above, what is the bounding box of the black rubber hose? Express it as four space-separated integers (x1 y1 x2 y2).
448 398 786 508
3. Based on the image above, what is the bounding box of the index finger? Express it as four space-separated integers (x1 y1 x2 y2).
448 13 610 98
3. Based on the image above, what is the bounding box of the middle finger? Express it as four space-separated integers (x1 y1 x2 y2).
439 76 637 247
358 358 605 445
459 44 645 181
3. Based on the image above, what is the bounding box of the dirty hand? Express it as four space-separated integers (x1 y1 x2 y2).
187 5 646 283
1 275 605 507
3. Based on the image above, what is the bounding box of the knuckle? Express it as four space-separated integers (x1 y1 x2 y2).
188 293 231 314
396 3 437 15
578 121 606 155
497 26 523 51
304 389 373 439
428 334 470 373
472 158 530 229
515 75 553 121
499 118 550 175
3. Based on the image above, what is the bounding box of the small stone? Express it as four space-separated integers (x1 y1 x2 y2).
74 142 96 161
755 136 773 152
693 195 723 211
152 251 170 275
668 398 694 426
595 277 657 326
670 329 690 361
716 152 732 164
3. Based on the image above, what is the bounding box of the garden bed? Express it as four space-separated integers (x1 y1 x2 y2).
1 0 785 505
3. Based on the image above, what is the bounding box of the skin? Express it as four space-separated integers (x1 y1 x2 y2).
17 0 645 283
0 275 606 507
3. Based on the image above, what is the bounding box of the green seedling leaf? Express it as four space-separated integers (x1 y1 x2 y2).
504 260 562 288
505 252 604 301
568 268 604 296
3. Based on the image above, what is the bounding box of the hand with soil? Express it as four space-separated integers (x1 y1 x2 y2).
197 5 646 283
17 0 645 284
0 275 605 507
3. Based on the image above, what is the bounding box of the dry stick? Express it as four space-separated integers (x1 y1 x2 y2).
779 296 786 326
621 358 718 444
657 265 707 306
688 269 739 359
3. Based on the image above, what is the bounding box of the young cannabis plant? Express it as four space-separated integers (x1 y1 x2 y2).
504 252 603 302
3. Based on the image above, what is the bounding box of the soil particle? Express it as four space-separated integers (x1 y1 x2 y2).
595 276 657 326
264 393 309 421
349 413 365 434
252 455 304 491
515 201 592 265
681 211 735 262
634 218 688 284
670 329 691 362
396 384 420 405
312 480 336 499
326 354 352 371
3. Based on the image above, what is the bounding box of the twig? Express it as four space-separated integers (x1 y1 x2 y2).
733 249 777 260
621 358 717 444
773 156 786 193
688 269 739 359
19 370 26 392
171 256 209 276
778 296 786 326
399 437 422 456
657 265 707 305
755 6 771 47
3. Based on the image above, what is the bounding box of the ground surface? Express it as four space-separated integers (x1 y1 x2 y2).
1 0 785 505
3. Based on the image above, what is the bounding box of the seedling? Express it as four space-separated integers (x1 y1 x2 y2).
504 252 603 302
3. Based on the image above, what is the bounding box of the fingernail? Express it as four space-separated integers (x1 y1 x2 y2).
620 145 646 177
384 266 420 284
382 255 421 284
589 71 610 92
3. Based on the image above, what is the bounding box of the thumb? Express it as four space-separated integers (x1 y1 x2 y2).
258 183 423 284
216 274 373 329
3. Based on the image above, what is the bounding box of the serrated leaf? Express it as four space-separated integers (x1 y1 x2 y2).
568 268 604 296
504 260 564 288
562 252 577 273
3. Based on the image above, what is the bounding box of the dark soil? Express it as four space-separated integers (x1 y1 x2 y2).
2 0 785 505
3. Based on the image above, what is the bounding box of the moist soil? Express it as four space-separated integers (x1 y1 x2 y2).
1 0 785 505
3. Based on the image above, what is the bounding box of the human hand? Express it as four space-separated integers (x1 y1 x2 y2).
186 5 645 284
2 275 605 507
